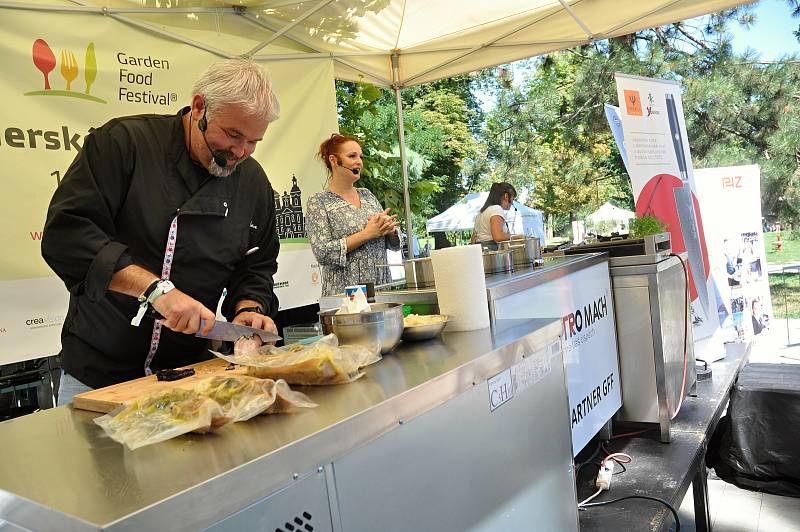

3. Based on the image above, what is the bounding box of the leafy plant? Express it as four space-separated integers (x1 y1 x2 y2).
629 215 667 238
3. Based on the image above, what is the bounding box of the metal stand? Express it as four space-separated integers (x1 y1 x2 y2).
0 357 58 419
597 419 613 442
783 265 800 347
692 458 712 532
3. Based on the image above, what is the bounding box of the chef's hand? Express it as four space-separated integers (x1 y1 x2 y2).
233 311 278 345
152 289 216 335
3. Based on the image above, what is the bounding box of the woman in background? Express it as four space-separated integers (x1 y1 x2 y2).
306 134 400 296
471 182 521 250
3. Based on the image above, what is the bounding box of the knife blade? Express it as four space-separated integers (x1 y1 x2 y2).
666 94 710 317
196 319 281 343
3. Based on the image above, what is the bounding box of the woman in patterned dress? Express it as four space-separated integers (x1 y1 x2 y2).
306 134 401 296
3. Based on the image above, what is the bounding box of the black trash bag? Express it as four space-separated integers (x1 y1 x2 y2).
706 363 800 497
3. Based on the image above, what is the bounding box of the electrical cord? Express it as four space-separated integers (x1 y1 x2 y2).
668 253 690 420
578 445 679 529
577 458 629 478
601 452 632 468
579 495 681 531
576 461 601 479
578 488 603 507
576 447 634 506
574 440 604 478
610 427 658 440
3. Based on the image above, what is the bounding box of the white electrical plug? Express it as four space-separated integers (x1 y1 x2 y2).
595 460 615 491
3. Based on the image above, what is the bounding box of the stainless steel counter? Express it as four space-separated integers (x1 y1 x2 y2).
0 318 566 532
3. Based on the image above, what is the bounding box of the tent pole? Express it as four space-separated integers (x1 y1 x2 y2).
391 52 414 260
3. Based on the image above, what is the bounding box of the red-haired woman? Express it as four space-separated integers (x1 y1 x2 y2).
306 134 400 296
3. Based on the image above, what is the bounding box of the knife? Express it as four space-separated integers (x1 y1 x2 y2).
665 93 710 317
196 319 281 343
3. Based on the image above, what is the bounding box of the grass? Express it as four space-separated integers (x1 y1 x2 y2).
769 273 800 319
764 231 800 319
764 231 800 264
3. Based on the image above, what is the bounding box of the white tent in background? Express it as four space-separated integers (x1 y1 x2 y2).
586 202 635 233
427 193 546 242
588 202 635 223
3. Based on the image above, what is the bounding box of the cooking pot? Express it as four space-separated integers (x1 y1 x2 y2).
403 258 435 289
482 250 513 275
498 237 542 268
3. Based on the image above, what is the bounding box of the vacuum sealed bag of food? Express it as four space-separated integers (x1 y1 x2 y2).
195 375 317 421
94 389 227 450
212 334 380 385
266 379 320 413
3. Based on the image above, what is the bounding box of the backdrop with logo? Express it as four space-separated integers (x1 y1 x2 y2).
694 165 773 338
0 10 338 364
614 73 721 346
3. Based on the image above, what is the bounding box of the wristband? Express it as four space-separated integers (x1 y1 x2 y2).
234 305 264 318
131 280 175 326
138 279 161 303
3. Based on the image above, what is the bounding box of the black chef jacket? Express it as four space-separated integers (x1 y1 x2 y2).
42 107 280 388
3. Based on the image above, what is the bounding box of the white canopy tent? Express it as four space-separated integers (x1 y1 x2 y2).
427 193 546 242
587 202 635 223
586 201 635 234
1 0 748 256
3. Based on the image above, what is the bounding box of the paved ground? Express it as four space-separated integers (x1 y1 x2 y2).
676 322 800 532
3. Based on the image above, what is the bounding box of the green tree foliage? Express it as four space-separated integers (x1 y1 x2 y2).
401 77 484 214
334 4 800 240
335 76 481 235
335 81 442 232
479 4 800 234
481 50 635 234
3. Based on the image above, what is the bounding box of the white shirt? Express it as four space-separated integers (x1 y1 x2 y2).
473 205 508 242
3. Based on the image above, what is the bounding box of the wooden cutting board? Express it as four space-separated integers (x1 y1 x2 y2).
73 359 249 413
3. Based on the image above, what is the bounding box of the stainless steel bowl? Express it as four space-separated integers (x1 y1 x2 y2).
318 302 404 354
401 316 449 342
482 250 513 274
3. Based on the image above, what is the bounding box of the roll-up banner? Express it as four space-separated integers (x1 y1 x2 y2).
694 165 773 337
614 73 720 344
0 9 338 364
603 104 630 174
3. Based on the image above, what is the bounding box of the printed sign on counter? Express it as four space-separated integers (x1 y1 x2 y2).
487 368 514 412
488 340 557 412
512 340 555 394
489 262 622 455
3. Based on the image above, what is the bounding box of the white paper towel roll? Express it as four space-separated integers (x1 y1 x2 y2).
430 244 489 331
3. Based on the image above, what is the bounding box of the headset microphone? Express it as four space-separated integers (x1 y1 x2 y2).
336 159 359 175
198 108 228 168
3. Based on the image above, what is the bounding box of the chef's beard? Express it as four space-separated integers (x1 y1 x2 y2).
207 150 243 177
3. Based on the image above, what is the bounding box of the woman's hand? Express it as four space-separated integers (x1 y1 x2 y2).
346 209 400 252
365 209 399 238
